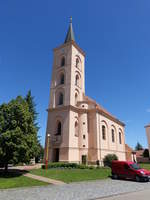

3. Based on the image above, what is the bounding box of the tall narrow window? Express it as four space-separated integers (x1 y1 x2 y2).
75 75 79 86
60 74 64 84
56 121 61 135
75 121 79 137
58 92 63 105
119 132 122 144
76 58 79 68
112 129 115 142
61 57 65 67
102 125 106 140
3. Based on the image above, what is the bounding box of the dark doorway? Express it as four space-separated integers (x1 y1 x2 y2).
82 155 87 165
53 148 59 162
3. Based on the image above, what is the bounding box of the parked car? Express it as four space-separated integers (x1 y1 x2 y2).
111 160 150 182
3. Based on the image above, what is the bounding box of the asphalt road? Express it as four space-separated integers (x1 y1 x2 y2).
99 188 150 200
0 179 150 200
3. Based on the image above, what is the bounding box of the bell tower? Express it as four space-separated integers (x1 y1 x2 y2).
45 18 86 163
49 17 85 108
145 124 150 157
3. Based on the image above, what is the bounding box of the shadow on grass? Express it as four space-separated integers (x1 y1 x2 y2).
0 169 28 178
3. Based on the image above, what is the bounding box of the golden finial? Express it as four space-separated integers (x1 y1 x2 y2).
70 16 72 23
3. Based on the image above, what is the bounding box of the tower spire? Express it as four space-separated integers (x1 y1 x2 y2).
64 17 75 43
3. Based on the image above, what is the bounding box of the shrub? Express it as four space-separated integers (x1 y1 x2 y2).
88 165 95 169
103 154 118 167
77 164 87 169
41 162 96 170
42 162 78 169
143 149 149 158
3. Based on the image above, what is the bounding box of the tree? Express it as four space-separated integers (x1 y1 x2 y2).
25 90 40 161
0 96 39 172
143 149 149 158
35 143 44 163
25 90 38 128
103 154 118 167
135 142 143 151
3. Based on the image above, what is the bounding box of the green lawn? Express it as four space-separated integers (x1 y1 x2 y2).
0 170 48 189
140 163 150 170
30 168 111 183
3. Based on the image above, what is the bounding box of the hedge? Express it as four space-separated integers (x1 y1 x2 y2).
42 162 96 169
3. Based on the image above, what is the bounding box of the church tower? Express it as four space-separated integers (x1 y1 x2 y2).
45 18 87 163
45 19 126 165
145 124 150 157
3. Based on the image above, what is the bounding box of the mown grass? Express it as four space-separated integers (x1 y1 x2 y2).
0 170 48 189
30 167 111 183
140 163 150 170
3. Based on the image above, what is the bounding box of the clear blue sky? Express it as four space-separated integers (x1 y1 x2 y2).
0 0 150 149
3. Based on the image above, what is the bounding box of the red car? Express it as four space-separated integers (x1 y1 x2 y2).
111 161 150 182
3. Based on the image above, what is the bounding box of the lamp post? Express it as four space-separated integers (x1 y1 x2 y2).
46 133 50 169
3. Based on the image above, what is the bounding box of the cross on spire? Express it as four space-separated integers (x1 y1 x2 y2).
64 17 75 43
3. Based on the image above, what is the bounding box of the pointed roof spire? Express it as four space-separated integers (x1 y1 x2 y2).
64 17 75 44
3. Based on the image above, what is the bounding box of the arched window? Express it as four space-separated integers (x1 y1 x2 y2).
75 121 79 137
61 57 65 67
112 129 115 142
119 132 122 144
76 58 79 68
58 92 63 105
60 73 64 85
56 121 61 135
75 75 79 86
102 125 106 140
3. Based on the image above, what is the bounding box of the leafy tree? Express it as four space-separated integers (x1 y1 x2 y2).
103 154 118 167
135 142 143 151
143 149 149 158
35 143 44 163
0 96 39 172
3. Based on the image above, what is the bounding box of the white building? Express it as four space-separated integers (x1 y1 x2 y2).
45 19 126 164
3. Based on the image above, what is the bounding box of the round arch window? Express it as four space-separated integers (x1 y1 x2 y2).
56 121 61 135
61 57 65 67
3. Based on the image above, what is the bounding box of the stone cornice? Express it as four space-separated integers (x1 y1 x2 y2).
47 105 125 127
53 40 85 57
47 105 87 114
97 109 125 127
49 146 125 153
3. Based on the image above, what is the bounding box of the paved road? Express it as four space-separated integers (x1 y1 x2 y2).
99 188 150 200
0 179 150 200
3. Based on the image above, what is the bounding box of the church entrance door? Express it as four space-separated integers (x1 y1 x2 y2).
53 148 59 162
82 155 87 164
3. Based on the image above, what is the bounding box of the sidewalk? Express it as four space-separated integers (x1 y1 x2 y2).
10 163 42 171
24 173 65 185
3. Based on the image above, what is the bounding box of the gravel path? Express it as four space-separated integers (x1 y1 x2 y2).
24 173 65 185
0 179 150 200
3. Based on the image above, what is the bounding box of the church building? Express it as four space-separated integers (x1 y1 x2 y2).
45 19 126 165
